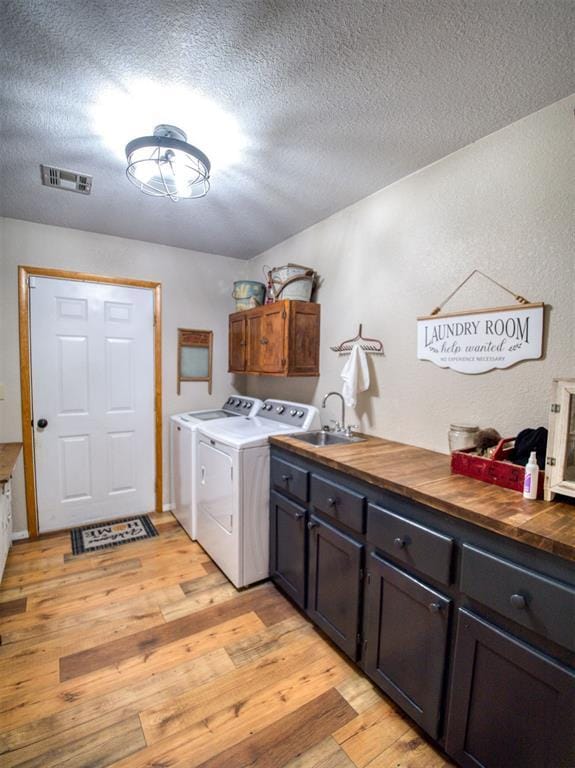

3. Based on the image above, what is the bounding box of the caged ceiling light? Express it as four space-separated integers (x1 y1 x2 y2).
125 124 210 201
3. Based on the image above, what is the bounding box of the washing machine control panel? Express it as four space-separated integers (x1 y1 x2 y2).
223 397 263 416
260 400 319 430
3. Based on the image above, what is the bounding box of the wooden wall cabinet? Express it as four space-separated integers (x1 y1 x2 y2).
228 300 320 376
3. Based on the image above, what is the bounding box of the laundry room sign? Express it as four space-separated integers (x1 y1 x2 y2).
417 303 544 374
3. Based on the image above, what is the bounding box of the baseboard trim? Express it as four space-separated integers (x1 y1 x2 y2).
12 530 30 541
162 503 174 512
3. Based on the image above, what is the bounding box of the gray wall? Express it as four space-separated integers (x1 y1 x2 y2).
246 96 575 449
0 219 247 532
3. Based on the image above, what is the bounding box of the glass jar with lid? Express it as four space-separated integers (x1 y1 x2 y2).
448 424 479 453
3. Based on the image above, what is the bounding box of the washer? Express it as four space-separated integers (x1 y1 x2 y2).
170 396 263 540
196 400 319 588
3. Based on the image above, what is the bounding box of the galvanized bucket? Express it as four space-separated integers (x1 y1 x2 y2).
232 280 266 311
266 264 316 302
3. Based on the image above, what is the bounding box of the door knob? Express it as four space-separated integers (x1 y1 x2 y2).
37 418 48 429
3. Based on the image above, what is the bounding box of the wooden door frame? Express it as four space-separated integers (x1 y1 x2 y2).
18 266 163 538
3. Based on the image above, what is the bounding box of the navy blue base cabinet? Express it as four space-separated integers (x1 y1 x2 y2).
269 446 575 768
307 514 363 660
364 552 451 739
445 610 575 768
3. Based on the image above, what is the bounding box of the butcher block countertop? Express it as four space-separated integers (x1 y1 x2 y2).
270 434 575 562
0 443 22 485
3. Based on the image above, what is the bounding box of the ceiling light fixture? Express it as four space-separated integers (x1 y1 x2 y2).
125 124 210 202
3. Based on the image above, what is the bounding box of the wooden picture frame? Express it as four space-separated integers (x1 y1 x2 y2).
177 328 213 395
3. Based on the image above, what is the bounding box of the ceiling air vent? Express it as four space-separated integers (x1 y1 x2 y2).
40 164 93 195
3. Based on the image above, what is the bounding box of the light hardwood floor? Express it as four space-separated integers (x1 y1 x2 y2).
0 511 455 768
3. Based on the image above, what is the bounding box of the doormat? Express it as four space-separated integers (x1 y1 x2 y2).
70 515 158 555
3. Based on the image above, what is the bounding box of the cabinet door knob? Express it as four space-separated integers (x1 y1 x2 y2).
429 602 442 613
260 337 269 345
393 537 406 549
307 520 318 530
281 474 292 482
510 593 527 609
327 497 336 507
294 511 304 520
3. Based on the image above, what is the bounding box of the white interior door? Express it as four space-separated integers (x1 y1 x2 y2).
30 276 155 532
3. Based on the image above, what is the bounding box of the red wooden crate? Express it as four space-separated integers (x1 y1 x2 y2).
450 437 544 499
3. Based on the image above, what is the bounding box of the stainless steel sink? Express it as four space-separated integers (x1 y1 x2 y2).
293 430 366 446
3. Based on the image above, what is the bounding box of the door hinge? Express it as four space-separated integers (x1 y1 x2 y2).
281 358 286 367
546 457 556 466
359 568 364 581
356 632 362 646
282 310 287 319
367 571 371 585
550 403 560 413
27 275 37 288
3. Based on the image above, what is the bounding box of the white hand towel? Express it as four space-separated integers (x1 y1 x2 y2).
341 343 370 408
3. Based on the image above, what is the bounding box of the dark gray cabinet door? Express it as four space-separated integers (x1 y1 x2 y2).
445 609 575 768
269 491 306 608
307 515 363 660
364 553 451 739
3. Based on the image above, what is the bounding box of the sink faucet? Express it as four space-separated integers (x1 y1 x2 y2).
322 391 346 432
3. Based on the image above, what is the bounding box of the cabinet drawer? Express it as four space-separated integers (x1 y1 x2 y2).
310 474 366 533
367 503 453 585
460 544 575 652
271 457 309 503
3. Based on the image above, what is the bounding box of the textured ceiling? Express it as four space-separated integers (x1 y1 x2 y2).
1 1 573 259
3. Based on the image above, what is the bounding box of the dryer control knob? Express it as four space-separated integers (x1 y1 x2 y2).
297 410 305 418
290 409 297 416
276 406 285 414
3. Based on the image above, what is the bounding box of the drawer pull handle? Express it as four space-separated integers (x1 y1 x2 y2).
327 497 337 507
393 537 406 549
429 602 442 613
307 520 318 530
294 511 304 520
281 474 292 482
510 593 527 609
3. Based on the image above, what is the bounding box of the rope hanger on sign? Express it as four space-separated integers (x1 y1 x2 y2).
428 269 531 317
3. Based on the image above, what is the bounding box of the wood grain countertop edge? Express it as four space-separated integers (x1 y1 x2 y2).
270 434 575 562
0 443 23 485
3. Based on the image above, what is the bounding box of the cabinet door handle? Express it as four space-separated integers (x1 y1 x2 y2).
200 466 206 484
307 520 318 530
281 474 292 482
510 593 527 609
393 537 406 549
327 497 337 507
429 602 442 613
260 337 269 345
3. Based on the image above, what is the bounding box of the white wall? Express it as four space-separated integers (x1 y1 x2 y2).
0 218 247 533
246 96 575 450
